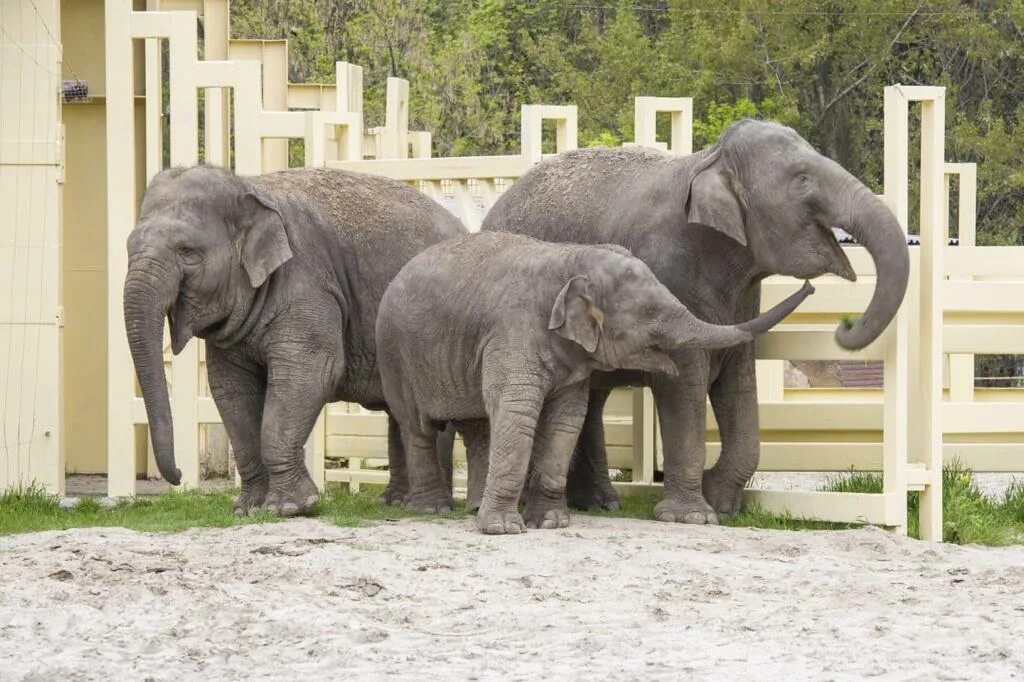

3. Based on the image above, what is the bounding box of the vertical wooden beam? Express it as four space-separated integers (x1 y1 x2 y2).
382 77 409 159
106 0 138 497
167 11 201 489
202 0 230 167
946 163 976 405
917 92 946 542
881 86 911 534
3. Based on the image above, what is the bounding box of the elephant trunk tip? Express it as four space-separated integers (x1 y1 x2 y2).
833 319 877 351
163 467 183 486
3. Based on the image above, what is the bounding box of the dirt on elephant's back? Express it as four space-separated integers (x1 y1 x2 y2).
1 518 1022 677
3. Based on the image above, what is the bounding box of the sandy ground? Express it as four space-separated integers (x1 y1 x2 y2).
2 518 1023 680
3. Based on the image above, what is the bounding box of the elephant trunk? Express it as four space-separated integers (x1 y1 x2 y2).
667 281 813 350
834 183 910 350
123 257 182 485
737 281 816 336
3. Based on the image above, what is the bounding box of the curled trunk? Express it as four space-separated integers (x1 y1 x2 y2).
123 264 181 485
833 185 910 350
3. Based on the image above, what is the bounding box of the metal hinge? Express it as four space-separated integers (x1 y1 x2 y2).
55 307 64 327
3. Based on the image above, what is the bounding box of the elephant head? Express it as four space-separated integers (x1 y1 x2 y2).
549 247 814 376
682 119 909 350
123 166 292 484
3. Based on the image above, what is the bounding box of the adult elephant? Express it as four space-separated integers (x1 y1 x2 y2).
482 119 909 525
124 165 465 516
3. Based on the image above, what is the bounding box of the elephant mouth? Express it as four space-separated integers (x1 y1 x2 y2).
629 347 680 377
167 303 229 353
817 220 857 282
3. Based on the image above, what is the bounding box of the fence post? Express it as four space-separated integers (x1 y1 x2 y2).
106 1 139 497
945 163 977 404
633 96 692 156
883 85 945 541
381 77 410 160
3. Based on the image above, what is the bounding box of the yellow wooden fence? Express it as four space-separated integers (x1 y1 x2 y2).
7 0 1024 543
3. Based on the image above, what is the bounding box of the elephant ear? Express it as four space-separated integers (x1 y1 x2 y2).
238 190 293 288
548 275 604 353
684 153 749 246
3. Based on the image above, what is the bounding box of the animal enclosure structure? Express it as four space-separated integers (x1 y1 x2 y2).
4 0 1024 542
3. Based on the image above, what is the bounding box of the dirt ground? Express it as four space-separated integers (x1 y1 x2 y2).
2 517 1023 681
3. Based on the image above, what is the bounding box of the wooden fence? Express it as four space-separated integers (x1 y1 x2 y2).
7 0 1024 542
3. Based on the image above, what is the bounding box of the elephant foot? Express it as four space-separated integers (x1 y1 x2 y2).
263 471 320 517
476 505 526 535
523 502 570 530
379 483 408 507
702 468 747 520
566 480 621 512
654 492 719 525
403 489 453 514
233 475 269 517
403 493 452 509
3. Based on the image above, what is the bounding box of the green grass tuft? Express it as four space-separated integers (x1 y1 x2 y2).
817 462 1024 545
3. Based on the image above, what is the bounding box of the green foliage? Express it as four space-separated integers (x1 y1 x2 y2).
693 99 760 148
227 1 1024 243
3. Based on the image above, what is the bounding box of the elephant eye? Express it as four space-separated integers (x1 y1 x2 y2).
178 246 201 262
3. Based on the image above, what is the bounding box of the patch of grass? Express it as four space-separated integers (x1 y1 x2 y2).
821 470 883 494
580 491 852 531
0 484 466 536
0 484 278 535
814 462 1024 545
723 505 854 532
316 484 468 527
4 465 1022 545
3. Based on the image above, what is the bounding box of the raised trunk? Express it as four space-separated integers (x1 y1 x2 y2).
737 281 815 336
670 281 813 350
834 185 910 350
123 265 182 485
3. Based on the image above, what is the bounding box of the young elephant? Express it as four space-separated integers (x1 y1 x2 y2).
376 233 814 534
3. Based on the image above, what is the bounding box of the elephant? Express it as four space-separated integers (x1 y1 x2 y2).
124 165 466 516
481 118 910 525
375 232 815 534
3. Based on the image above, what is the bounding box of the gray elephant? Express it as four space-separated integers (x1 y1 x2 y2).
376 232 814 534
482 119 909 524
124 165 465 515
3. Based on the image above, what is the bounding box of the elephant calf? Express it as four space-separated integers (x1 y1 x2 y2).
376 232 814 534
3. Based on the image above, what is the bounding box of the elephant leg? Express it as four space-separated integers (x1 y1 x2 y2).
454 419 489 512
651 370 718 525
259 365 331 517
523 383 589 530
380 415 409 506
436 422 457 497
206 347 268 516
564 388 621 511
477 384 545 535
705 351 759 519
401 420 453 513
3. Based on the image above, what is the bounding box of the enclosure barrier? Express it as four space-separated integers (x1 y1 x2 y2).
7 0 1024 540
